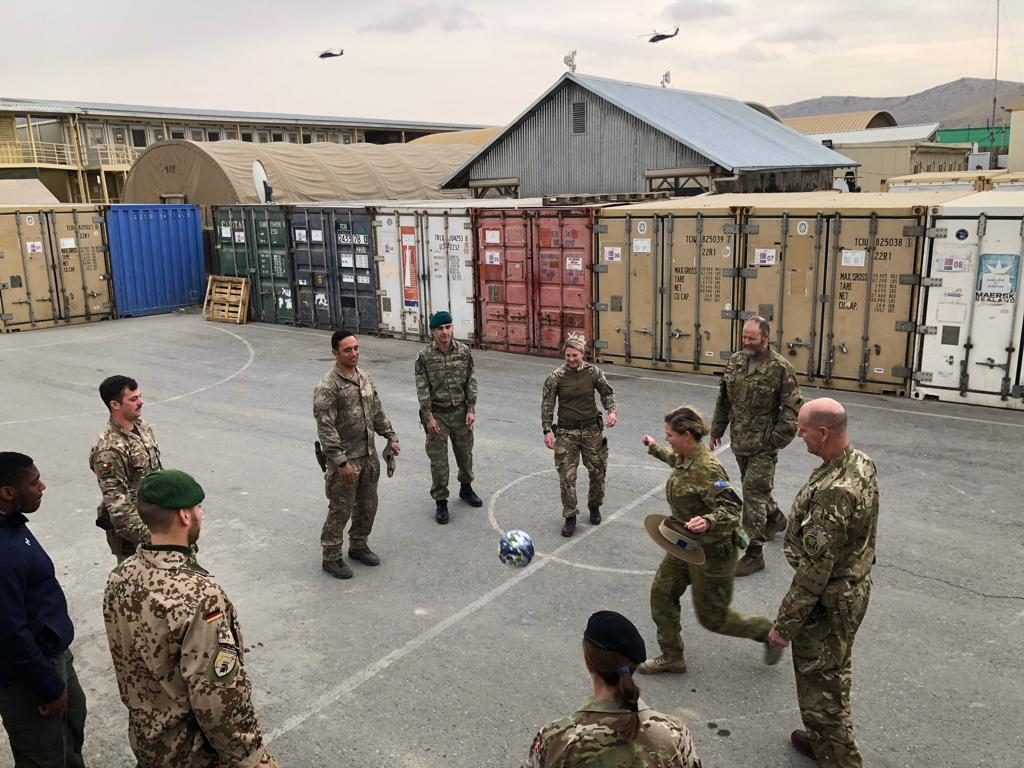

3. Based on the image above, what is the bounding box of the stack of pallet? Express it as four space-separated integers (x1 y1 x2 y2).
202 276 250 324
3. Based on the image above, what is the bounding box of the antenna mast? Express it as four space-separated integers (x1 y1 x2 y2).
992 0 1000 129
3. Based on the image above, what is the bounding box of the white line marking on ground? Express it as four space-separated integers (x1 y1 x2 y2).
0 328 141 353
0 327 255 427
266 444 732 743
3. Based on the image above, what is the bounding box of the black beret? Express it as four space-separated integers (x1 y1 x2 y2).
584 610 646 664
139 469 205 510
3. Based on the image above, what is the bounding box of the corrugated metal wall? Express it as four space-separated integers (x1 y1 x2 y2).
470 83 713 197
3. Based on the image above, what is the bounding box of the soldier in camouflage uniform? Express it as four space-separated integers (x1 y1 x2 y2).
768 398 878 767
541 333 617 538
524 610 702 768
89 375 163 563
314 330 400 579
415 310 481 525
103 469 277 768
637 406 780 675
711 317 803 576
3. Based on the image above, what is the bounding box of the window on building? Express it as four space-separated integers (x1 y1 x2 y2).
271 132 284 142
191 129 204 141
85 125 105 146
302 133 312 144
314 132 327 143
572 102 586 134
241 132 254 142
170 128 186 140
207 130 221 142
130 128 147 148
258 131 270 143
224 129 237 140
288 132 299 143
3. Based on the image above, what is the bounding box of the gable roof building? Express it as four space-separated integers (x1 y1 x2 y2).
442 73 854 198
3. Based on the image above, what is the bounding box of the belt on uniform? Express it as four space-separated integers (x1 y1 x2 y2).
554 416 603 431
431 403 466 413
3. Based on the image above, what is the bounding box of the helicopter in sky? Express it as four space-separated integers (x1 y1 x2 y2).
641 26 679 43
318 47 344 59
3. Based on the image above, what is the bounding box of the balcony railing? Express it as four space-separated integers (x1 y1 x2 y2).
84 144 141 167
0 141 79 167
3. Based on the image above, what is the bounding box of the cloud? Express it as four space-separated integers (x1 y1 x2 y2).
359 3 483 34
663 0 733 21
759 24 835 44
732 43 782 63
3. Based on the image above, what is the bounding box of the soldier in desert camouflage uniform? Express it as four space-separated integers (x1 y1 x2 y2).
524 610 702 768
768 398 878 767
314 330 399 579
89 374 163 563
103 469 277 768
711 317 803 576
541 333 617 538
415 310 481 525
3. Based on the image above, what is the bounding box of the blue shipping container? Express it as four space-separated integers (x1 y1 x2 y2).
107 205 205 317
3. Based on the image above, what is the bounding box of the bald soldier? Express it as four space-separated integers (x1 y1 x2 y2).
103 470 277 768
768 399 879 767
711 317 802 576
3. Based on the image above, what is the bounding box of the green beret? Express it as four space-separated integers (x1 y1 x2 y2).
429 310 453 329
139 469 205 510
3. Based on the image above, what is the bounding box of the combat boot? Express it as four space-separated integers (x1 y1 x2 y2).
322 558 353 579
435 499 449 525
735 546 765 577
588 504 602 525
561 515 577 537
348 547 380 566
637 653 687 674
459 483 483 507
765 510 788 541
790 730 816 761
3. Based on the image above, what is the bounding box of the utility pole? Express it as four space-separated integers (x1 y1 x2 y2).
992 0 1000 130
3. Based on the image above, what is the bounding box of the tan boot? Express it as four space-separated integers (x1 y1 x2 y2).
322 558 353 579
735 547 765 577
637 653 687 674
348 547 380 566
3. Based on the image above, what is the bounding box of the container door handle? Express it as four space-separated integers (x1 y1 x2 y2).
632 327 652 336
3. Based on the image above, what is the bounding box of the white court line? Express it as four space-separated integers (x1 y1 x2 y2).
0 328 141 354
266 443 731 743
0 327 255 426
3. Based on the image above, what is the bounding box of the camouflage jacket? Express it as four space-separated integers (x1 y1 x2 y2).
524 697 702 768
541 362 616 432
414 339 478 420
89 418 162 549
314 366 397 466
103 546 276 768
710 350 802 456
647 443 742 546
775 446 879 641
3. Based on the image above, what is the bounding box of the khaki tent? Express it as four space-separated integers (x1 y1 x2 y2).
0 179 60 205
410 127 502 146
123 140 475 209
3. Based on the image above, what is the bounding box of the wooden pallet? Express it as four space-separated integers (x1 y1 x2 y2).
202 276 250 324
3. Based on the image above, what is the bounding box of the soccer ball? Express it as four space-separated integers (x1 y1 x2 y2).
499 529 535 567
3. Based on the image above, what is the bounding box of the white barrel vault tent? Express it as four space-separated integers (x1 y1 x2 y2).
123 140 477 216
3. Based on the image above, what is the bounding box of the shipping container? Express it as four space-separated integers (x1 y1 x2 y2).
106 205 205 317
213 206 294 324
882 170 1004 193
475 207 599 356
594 195 751 371
912 191 1024 409
0 206 114 332
991 172 1024 191
289 206 378 334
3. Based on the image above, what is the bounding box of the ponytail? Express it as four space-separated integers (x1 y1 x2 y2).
583 641 643 741
615 665 641 740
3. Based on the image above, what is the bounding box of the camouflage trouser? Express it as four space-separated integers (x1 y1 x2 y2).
425 407 474 501
650 541 772 657
735 450 782 544
793 579 871 768
553 426 607 518
108 530 138 564
322 453 380 560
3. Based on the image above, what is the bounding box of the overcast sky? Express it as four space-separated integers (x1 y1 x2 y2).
2 0 1020 126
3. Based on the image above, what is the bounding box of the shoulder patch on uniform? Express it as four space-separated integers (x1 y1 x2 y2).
802 525 826 557
204 608 223 623
714 480 728 488
212 648 238 678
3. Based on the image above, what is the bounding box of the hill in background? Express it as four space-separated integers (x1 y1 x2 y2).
773 77 1024 128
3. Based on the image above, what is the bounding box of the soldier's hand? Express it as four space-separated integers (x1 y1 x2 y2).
466 411 476 429
337 463 357 486
388 441 401 456
425 417 441 435
642 434 655 446
709 435 721 450
606 411 617 428
544 433 555 450
768 626 789 648
37 686 68 718
684 516 709 533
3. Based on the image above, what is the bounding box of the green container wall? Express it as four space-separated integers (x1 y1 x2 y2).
213 206 294 324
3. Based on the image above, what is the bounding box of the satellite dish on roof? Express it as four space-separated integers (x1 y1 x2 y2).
253 161 272 203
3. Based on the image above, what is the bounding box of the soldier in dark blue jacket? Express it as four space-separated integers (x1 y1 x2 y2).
0 452 87 767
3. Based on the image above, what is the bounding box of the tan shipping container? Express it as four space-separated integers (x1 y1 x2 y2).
0 206 114 332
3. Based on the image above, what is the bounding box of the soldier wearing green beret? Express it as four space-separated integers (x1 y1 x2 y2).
415 310 481 524
102 469 277 768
